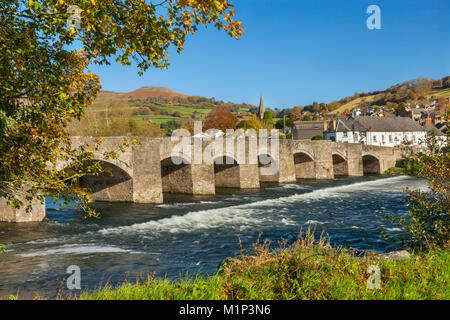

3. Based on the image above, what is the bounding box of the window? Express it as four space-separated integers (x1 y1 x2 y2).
373 135 377 142
389 135 393 143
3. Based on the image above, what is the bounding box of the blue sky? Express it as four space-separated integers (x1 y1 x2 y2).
90 0 450 109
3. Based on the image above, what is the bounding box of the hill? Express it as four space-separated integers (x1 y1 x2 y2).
116 86 190 99
328 87 450 116
67 86 255 136
321 77 450 117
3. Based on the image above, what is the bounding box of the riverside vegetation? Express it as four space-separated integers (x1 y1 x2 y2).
79 231 449 300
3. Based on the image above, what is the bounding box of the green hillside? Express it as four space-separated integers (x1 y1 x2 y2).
67 86 255 136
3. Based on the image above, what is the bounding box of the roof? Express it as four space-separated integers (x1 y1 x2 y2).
335 119 365 132
292 128 324 140
436 123 448 134
335 116 426 133
293 121 326 129
411 108 427 114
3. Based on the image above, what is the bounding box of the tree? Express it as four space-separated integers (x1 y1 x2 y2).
302 115 311 121
160 119 181 136
275 117 293 130
443 76 450 88
203 106 238 132
312 135 323 140
402 132 449 249
383 126 449 250
236 115 263 132
289 106 303 119
0 1 244 212
262 110 273 129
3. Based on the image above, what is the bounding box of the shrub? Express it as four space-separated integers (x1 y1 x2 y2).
383 132 449 250
384 157 421 176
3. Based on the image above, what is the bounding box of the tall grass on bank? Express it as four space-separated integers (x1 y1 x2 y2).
80 230 449 300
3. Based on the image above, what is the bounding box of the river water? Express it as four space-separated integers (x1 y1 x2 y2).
0 175 426 298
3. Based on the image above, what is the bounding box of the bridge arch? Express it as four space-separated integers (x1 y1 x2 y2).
66 159 134 202
332 153 348 176
258 153 279 182
160 156 193 194
213 155 240 188
293 151 315 179
362 154 381 174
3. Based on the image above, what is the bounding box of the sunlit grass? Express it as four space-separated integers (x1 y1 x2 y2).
79 230 449 300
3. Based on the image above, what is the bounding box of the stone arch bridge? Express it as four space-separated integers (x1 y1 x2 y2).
1 136 413 222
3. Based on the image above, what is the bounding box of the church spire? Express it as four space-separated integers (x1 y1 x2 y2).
258 95 265 119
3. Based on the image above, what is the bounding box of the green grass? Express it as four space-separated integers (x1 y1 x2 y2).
427 87 450 99
327 94 384 115
79 232 449 300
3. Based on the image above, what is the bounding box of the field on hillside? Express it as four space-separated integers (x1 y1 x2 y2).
327 94 383 115
427 87 450 99
70 87 255 136
89 90 212 124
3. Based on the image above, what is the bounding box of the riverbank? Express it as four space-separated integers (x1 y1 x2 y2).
384 157 420 176
0 176 436 299
79 233 449 300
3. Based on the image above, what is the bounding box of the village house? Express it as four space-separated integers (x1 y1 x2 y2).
324 116 445 147
292 120 329 140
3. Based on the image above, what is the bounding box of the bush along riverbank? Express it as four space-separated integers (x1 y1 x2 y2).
79 231 449 300
384 157 421 176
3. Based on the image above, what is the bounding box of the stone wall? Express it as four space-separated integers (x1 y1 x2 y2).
0 198 45 223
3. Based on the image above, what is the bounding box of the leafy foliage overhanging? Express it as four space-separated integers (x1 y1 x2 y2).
0 0 244 213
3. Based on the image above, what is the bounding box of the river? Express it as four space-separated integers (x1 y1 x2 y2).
0 175 426 299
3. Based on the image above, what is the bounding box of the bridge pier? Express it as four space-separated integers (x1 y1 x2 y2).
191 164 216 195
312 143 334 180
258 142 296 183
161 160 193 194
214 161 259 189
239 164 260 188
346 144 364 176
278 142 297 183
132 139 163 203
0 197 46 223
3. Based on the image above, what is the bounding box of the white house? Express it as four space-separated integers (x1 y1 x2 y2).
324 116 446 147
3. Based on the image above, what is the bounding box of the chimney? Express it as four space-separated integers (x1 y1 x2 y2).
425 115 432 127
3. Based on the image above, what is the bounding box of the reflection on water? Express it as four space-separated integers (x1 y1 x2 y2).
0 175 424 298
